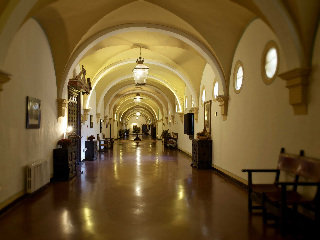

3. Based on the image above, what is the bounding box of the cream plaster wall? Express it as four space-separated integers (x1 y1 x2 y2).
216 19 320 183
0 19 62 205
173 64 217 156
173 19 320 184
81 90 100 160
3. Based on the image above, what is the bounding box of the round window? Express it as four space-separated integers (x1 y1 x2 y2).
233 61 244 94
262 41 279 85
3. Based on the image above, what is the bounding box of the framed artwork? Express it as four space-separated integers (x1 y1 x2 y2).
90 115 93 128
204 100 212 134
26 96 41 129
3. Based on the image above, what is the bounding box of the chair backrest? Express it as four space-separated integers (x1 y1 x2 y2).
277 153 301 175
297 157 320 182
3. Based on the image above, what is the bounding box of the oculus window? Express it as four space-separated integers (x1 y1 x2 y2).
262 41 279 85
233 61 244 94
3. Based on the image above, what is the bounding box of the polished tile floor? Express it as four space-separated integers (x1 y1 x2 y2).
0 139 310 239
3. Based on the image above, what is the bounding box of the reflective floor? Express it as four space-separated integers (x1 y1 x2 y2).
0 139 307 239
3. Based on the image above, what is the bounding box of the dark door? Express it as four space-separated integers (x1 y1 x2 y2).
151 126 156 139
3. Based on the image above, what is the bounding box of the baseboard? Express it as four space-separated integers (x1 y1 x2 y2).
0 190 25 214
212 164 248 190
178 147 192 158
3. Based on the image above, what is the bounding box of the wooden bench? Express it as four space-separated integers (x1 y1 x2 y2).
242 148 303 213
262 154 320 231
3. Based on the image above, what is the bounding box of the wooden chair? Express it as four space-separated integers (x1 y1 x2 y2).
262 155 320 231
99 138 114 152
242 148 302 213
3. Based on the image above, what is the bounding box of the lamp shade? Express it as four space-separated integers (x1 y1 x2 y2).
133 47 149 85
133 64 148 85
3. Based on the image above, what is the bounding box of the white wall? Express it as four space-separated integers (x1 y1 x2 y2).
0 19 62 206
81 90 100 160
173 19 320 183
215 19 320 182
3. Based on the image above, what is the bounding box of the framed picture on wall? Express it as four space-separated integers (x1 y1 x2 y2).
90 115 93 128
204 100 212 134
26 96 41 129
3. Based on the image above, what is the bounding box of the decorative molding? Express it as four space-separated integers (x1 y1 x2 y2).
96 113 101 123
216 95 229 116
171 114 175 123
278 68 310 115
0 70 11 91
68 65 92 95
190 107 199 120
165 116 168 124
178 112 184 122
81 108 90 124
57 99 68 118
104 115 108 122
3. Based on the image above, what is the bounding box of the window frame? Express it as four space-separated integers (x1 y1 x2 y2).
233 60 244 94
261 40 279 85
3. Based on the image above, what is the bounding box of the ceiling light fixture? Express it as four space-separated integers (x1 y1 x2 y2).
133 47 149 86
136 112 141 116
134 93 143 103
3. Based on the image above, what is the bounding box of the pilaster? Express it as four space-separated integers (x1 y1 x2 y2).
278 68 310 115
57 99 68 118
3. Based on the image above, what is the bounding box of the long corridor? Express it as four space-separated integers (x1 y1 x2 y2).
0 140 303 240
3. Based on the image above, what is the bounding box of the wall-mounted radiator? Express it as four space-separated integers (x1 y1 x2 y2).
26 160 50 193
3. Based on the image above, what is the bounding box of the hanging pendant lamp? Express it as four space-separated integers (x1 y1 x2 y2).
133 47 149 85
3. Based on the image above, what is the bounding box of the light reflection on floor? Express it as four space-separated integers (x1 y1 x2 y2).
0 138 301 240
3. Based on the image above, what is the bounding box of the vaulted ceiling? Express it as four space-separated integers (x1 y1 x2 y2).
1 0 319 123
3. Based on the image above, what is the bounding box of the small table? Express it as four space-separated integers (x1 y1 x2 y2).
134 133 142 141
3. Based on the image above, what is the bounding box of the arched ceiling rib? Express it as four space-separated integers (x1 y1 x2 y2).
119 103 157 123
102 80 175 117
97 76 179 115
1 0 318 91
30 0 256 99
112 93 164 119
109 90 168 117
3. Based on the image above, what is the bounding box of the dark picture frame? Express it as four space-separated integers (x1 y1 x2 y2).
90 115 93 128
204 100 212 134
26 96 41 129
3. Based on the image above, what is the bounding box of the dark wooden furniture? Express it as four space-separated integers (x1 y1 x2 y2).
53 147 77 181
165 132 178 148
85 140 97 160
242 148 302 213
191 139 212 169
98 138 114 152
262 155 320 231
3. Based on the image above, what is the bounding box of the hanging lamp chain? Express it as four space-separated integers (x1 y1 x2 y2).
136 46 144 64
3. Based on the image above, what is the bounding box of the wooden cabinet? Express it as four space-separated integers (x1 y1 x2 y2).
53 147 77 181
85 140 97 160
192 139 212 169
